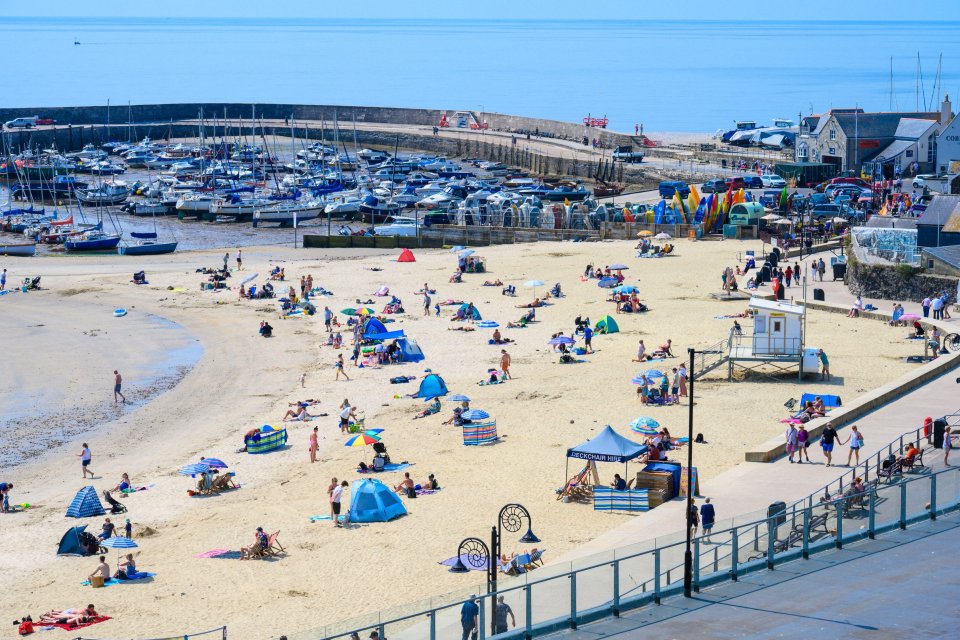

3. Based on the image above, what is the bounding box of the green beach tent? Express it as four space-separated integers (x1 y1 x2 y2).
595 315 620 334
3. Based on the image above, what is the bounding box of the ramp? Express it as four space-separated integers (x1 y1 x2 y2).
691 338 729 380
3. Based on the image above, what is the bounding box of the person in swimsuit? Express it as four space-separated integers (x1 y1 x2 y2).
309 427 319 464
335 354 350 381
113 370 126 404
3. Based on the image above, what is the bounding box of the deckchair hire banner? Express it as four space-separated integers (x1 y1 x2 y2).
566 425 647 464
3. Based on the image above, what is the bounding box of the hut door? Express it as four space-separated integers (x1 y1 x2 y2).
769 314 786 354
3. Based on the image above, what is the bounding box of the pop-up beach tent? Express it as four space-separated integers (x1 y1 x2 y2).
595 315 620 334
397 338 425 362
398 248 416 263
458 303 482 320
363 317 388 335
57 525 98 556
415 372 448 398
349 479 408 522
65 486 106 518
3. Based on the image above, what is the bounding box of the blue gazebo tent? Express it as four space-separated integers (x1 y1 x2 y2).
564 425 648 492
415 373 448 398
349 479 408 522
65 486 106 518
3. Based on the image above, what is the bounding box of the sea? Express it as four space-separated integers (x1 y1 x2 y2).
3 17 960 132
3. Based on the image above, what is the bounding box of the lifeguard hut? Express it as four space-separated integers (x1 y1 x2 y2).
693 296 820 381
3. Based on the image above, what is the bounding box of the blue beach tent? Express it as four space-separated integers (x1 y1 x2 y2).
458 303 482 321
349 479 408 523
397 338 425 362
415 373 448 398
363 317 388 336
57 525 96 556
65 486 106 518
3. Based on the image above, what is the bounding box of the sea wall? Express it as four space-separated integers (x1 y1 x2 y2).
845 259 959 303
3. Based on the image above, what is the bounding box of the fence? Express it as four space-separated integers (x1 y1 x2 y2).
301 463 960 640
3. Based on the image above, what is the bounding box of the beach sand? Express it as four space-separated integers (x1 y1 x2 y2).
0 238 920 638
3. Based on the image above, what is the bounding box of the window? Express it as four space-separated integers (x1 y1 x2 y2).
906 149 914 157
829 128 837 141
928 133 937 163
797 142 808 159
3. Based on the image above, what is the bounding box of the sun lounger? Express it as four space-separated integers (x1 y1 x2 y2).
264 531 284 557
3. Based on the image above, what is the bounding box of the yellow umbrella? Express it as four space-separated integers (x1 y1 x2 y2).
637 230 654 237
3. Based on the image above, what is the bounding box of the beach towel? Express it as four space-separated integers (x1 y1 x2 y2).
39 616 111 631
309 514 348 522
120 483 155 494
478 379 505 386
81 572 155 586
415 488 441 496
356 462 412 473
195 549 243 559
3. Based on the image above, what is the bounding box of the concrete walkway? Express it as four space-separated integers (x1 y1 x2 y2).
541 513 960 639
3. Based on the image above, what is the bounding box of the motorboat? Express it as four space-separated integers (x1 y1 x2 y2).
118 232 178 255
374 215 418 237
416 183 470 210
124 150 158 168
76 182 130 206
0 241 37 256
324 194 363 219
176 193 214 214
252 199 325 227
358 194 402 223
64 230 121 251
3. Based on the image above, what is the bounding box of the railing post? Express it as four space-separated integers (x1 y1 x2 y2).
569 572 577 629
930 474 937 521
478 603 485 640
802 507 810 559
730 528 739 581
654 549 661 605
900 480 908 530
835 499 843 549
613 560 620 618
766 517 775 570
524 586 532 640
693 537 701 593
868 489 876 539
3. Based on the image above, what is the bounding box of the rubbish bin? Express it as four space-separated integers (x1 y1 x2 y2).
933 418 947 449
813 288 825 301
832 263 847 280
767 501 787 526
760 265 771 284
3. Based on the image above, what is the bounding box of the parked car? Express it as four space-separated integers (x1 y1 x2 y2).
760 173 787 188
742 175 763 189
35 117 57 126
701 178 726 193
829 176 870 188
912 174 935 189
810 203 852 219
3 116 37 129
612 145 644 163
658 180 690 199
724 176 746 190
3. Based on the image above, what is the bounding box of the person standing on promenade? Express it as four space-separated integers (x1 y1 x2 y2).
688 498 700 538
79 443 94 479
700 498 716 543
944 427 953 466
785 423 799 463
494 595 515 635
113 370 126 404
500 349 512 379
845 425 864 466
820 423 839 467
797 424 810 462
460 597 479 640
921 295 932 318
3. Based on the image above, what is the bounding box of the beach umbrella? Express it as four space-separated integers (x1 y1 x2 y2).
547 336 575 345
179 463 211 476
199 457 228 469
357 307 375 315
101 536 139 549
638 230 654 237
240 273 259 286
477 320 499 328
760 213 781 221
450 245 466 252
461 409 490 421
524 279 545 297
832 217 848 225
345 433 382 447
654 232 672 240
598 277 619 288
632 424 659 436
901 313 920 321
612 285 639 294
772 218 792 226
459 249 476 258
630 375 648 385
643 369 664 380
448 394 471 402
609 263 629 271
340 307 358 316
630 416 660 429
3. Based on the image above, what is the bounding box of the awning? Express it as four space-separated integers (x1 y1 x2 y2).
363 329 405 340
874 139 913 163
566 425 648 464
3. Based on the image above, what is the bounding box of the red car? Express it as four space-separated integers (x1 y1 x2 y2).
724 176 746 190
830 176 869 188
35 117 56 125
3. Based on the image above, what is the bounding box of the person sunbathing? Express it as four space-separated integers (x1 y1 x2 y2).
449 269 463 283
115 553 138 580
39 605 99 626
516 298 542 308
490 329 514 344
449 325 476 331
812 397 827 415
414 398 441 419
282 405 311 422
418 473 439 490
483 279 503 286
240 527 269 560
112 473 131 493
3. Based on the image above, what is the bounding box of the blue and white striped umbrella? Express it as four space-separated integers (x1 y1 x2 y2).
179 463 210 476
612 285 639 294
199 457 228 469
598 277 619 288
101 536 139 549
448 394 471 402
643 369 665 380
630 416 660 429
461 409 490 420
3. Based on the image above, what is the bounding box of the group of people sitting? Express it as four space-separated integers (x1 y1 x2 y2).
199 266 230 290
239 282 275 300
357 442 392 472
613 292 647 314
458 255 485 273
258 321 274 337
268 266 285 281
792 397 828 422
392 471 439 498
584 264 624 281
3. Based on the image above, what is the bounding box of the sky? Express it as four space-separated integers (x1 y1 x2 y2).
4 0 955 20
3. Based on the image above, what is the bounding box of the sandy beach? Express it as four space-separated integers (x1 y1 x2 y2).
0 238 923 638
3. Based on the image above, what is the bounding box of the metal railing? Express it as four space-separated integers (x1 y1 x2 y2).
303 466 960 640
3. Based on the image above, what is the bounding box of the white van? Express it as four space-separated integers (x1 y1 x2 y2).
4 116 38 129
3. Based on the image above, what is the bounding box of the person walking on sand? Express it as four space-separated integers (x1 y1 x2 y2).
113 370 126 404
0 268 6 291
327 477 338 519
331 480 347 528
309 427 319 464
324 306 333 332
335 354 350 381
223 252 229 271
236 248 243 271
845 425 864 466
79 443 94 479
500 349 512 379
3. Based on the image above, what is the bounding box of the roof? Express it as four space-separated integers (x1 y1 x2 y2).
922 245 960 271
749 297 805 316
894 118 938 139
917 195 960 226
567 425 647 463
865 216 917 230
823 111 941 139
874 139 915 161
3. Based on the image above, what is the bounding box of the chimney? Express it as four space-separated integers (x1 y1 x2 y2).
942 95 952 124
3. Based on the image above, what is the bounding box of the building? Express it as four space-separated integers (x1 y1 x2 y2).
921 245 960 277
916 195 960 248
795 101 951 177
934 95 960 175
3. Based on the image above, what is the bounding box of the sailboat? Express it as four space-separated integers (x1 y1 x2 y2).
117 231 178 255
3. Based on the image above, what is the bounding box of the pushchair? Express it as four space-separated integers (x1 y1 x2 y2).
102 489 128 514
550 283 563 298
22 276 41 290
132 271 147 285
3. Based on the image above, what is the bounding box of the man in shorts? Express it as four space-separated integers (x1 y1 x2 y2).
820 423 839 467
785 423 799 463
330 480 347 528
324 306 333 332
113 370 126 404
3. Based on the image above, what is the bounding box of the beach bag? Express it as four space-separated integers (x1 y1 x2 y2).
18 620 33 636
857 433 864 446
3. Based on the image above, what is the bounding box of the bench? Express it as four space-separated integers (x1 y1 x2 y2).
901 448 925 471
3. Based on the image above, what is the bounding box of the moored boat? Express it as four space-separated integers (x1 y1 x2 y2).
0 242 37 257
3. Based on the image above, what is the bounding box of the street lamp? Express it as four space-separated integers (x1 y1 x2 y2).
449 503 540 635
683 348 696 598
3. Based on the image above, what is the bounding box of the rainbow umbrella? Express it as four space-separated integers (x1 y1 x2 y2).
344 433 382 447
357 307 376 315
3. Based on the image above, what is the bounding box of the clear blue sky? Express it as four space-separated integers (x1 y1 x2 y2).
4 0 953 20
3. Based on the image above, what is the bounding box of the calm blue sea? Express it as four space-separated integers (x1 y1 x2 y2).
2 17 960 131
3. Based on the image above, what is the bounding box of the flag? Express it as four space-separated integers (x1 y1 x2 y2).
733 188 745 205
779 186 789 210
